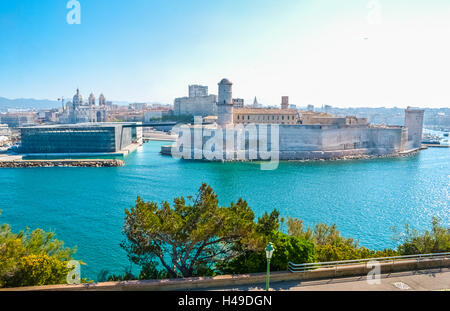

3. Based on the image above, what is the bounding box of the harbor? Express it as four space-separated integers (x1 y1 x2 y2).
0 141 447 281
422 129 450 148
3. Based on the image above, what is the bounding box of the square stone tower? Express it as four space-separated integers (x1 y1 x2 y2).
404 107 425 149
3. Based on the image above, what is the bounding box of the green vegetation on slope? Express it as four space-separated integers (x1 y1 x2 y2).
0 210 81 288
1 184 448 286
115 184 449 281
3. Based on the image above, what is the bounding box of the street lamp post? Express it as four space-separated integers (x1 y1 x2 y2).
265 242 274 291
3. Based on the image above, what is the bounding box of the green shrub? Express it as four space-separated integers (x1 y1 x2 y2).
7 254 70 287
0 210 82 288
397 217 450 255
217 231 316 274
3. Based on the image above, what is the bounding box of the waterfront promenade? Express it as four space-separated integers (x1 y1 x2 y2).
210 269 450 291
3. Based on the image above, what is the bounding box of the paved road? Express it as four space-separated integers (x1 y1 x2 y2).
210 268 450 291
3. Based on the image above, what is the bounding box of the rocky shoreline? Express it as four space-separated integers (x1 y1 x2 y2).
0 159 125 168
161 144 422 163
285 150 421 163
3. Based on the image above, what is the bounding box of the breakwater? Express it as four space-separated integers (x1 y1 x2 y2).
0 159 124 168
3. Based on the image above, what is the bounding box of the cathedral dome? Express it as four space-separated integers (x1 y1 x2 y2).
73 89 84 104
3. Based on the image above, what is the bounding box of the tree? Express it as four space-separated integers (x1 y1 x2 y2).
121 183 259 278
396 217 450 255
286 217 399 262
287 218 359 246
218 231 316 274
0 210 80 288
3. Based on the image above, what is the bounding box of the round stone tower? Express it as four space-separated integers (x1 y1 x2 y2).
217 78 233 127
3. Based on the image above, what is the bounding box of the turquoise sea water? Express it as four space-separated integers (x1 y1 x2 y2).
0 141 448 280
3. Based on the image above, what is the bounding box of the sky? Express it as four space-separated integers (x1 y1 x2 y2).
1 0 450 108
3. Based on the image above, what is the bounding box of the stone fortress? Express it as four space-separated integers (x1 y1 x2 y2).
164 78 424 161
174 85 218 117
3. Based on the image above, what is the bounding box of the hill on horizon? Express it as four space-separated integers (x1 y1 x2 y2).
0 97 135 111
0 97 60 111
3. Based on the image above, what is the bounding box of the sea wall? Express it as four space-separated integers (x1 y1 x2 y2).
278 125 405 160
0 159 124 168
166 124 410 161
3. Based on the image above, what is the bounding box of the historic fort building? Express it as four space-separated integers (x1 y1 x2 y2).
164 78 424 161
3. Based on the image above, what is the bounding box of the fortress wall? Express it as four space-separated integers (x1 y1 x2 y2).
279 125 323 151
320 127 403 153
320 127 366 151
404 140 417 152
170 124 406 161
279 125 403 154
364 128 404 153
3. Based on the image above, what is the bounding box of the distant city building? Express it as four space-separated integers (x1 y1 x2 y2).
234 108 299 125
300 111 368 126
0 112 36 127
37 109 59 124
281 96 289 110
144 110 163 122
307 105 314 111
0 124 11 137
174 84 217 116
0 123 10 147
129 103 148 110
109 109 145 122
232 98 244 108
189 85 208 97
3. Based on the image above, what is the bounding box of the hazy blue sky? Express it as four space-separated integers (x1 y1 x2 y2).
1 0 450 108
